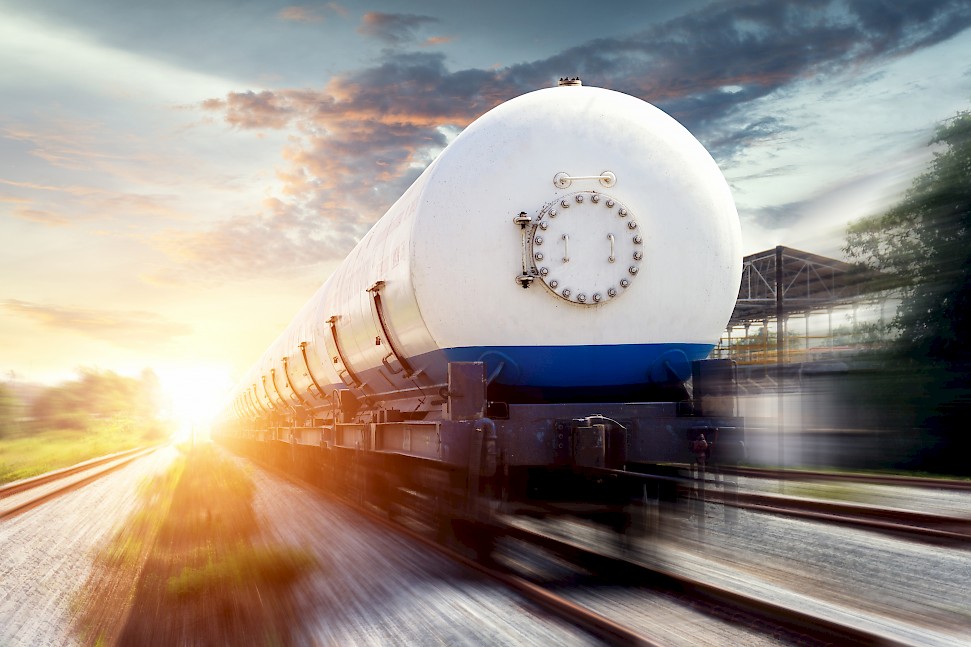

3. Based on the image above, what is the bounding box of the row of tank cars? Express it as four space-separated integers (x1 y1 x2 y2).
215 79 746 537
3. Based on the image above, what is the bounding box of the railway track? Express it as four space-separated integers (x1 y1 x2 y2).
549 466 971 545
361 491 964 646
697 486 971 543
489 515 966 647
391 514 663 646
0 445 160 520
718 466 971 491
239 451 668 644
238 448 963 646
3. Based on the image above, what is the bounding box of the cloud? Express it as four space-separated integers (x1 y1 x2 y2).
189 52 517 284
519 0 971 154
0 178 183 224
3 299 191 347
278 6 326 23
357 12 439 45
0 119 209 227
11 206 70 226
212 1 971 145
1 178 99 196
146 197 364 285
277 4 347 23
1 121 134 173
422 36 453 47
191 0 971 282
201 91 295 129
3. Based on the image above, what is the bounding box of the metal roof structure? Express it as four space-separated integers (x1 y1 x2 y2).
729 246 868 326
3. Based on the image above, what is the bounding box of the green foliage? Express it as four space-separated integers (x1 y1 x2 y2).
842 108 971 474
729 325 803 347
166 545 316 598
830 322 890 349
0 383 21 438
0 418 170 484
844 109 971 365
79 445 316 645
0 368 169 482
28 368 164 430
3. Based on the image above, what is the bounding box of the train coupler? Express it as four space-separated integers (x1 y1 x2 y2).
553 415 628 469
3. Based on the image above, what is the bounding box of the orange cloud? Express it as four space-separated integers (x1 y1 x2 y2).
3 299 191 346
358 12 439 44
12 206 70 226
278 6 325 23
146 202 364 286
326 2 348 17
422 36 453 47
278 3 347 23
184 54 526 284
0 178 184 224
178 0 971 289
203 90 296 130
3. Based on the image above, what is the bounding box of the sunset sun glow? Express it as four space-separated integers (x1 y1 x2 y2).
157 366 233 443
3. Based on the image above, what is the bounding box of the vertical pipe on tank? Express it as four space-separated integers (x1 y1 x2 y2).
299 342 327 401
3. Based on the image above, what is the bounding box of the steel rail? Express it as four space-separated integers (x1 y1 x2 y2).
233 449 662 646
718 465 971 491
557 465 971 543
0 446 160 520
700 488 971 543
0 445 153 498
225 445 957 646
371 512 662 647
492 519 923 647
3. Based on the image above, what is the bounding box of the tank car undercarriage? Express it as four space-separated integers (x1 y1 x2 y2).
221 359 744 542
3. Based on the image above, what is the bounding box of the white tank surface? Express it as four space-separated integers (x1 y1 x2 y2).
232 83 742 419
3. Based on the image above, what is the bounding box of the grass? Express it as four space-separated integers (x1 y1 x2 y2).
0 417 169 485
166 544 315 597
781 482 875 504
76 443 318 646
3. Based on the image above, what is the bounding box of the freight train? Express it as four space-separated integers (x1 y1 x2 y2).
217 79 745 531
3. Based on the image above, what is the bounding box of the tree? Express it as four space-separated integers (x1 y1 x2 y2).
0 382 21 437
843 108 971 474
29 368 166 431
845 109 971 366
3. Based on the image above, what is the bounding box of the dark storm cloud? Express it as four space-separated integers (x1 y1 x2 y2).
704 115 797 166
357 12 439 45
513 0 971 150
194 0 971 280
215 0 971 142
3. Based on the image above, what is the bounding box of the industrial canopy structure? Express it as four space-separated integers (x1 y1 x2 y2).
722 246 879 364
730 246 866 326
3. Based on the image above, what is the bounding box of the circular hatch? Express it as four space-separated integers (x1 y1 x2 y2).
529 191 643 305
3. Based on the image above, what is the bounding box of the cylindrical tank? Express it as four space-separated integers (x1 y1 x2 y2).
231 84 741 418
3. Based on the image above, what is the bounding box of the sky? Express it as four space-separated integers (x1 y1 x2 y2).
2 0 971 406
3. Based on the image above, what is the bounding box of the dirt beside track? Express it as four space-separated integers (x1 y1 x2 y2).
239 456 603 646
2 444 601 646
0 446 178 646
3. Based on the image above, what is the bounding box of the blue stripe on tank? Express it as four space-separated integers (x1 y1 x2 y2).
418 342 714 386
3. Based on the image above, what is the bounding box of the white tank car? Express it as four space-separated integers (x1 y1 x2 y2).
232 82 741 419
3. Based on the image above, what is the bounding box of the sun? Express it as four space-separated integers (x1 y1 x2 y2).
156 365 233 444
